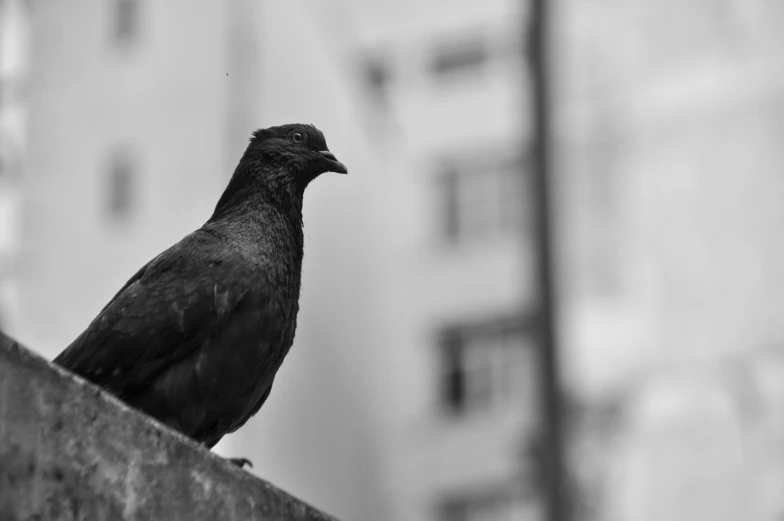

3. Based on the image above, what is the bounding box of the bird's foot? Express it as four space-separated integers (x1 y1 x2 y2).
227 457 253 469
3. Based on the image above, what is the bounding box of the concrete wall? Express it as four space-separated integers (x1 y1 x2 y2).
0 330 338 521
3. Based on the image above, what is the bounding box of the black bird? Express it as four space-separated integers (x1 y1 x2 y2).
54 124 347 466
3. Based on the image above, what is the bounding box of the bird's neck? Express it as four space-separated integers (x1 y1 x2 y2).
206 163 305 270
209 162 304 224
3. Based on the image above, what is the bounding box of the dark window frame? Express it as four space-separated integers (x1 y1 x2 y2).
437 314 538 416
113 0 140 46
430 37 490 81
106 148 136 222
363 54 392 103
438 152 530 244
437 483 534 521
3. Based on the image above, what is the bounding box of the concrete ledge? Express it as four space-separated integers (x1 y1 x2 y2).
0 330 338 521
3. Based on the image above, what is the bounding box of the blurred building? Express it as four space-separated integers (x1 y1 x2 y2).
0 0 29 332
339 0 546 520
557 2 784 520
16 1 543 520
14 1 784 521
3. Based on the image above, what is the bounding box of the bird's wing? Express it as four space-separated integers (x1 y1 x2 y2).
54 230 255 397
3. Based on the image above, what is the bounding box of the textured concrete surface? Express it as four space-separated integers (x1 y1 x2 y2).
0 330 339 521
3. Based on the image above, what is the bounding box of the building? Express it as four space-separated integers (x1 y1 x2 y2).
17 0 550 518
335 0 546 519
19 1 784 521
556 1 784 520
16 0 544 520
0 0 29 332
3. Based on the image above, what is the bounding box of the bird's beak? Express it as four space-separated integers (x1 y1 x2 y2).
318 150 348 175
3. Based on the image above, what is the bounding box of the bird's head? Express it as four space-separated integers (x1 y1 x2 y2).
211 123 347 220
248 123 347 187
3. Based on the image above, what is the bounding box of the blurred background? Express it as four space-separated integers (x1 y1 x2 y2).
3 0 784 520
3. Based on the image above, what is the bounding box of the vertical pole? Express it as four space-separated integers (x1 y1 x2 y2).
527 0 567 520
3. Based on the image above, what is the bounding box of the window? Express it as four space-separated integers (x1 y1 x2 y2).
440 493 509 521
363 55 391 104
441 170 460 239
440 154 528 243
438 316 537 416
106 148 135 221
113 0 139 45
0 134 21 183
438 486 541 521
431 37 489 81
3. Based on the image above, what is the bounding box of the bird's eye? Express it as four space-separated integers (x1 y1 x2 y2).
291 131 306 144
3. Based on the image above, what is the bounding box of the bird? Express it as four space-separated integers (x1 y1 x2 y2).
53 123 347 467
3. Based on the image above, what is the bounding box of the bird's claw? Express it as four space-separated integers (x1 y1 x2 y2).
227 457 253 469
